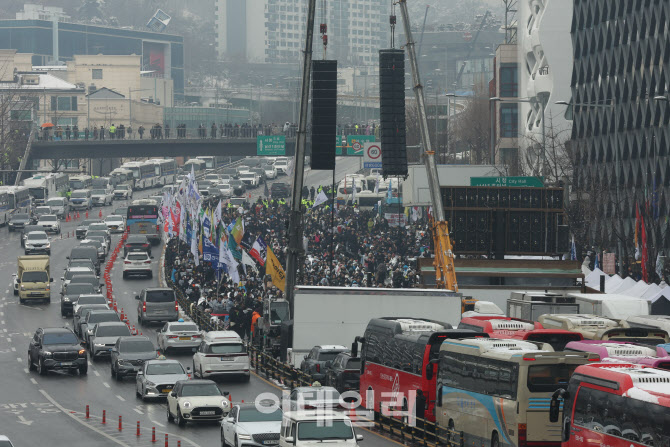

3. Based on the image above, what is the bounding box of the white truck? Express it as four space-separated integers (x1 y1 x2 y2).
285 286 463 366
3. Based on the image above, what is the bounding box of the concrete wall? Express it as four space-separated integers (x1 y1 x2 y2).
87 97 163 130
67 55 142 97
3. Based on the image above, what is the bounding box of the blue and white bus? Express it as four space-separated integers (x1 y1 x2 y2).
127 199 160 245
22 172 69 205
196 156 228 170
122 162 156 190
150 159 178 186
0 190 10 224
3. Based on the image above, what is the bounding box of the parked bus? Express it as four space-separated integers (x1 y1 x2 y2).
149 159 178 186
127 200 160 245
183 159 206 174
357 317 487 422
0 190 10 224
0 185 32 212
109 168 135 188
437 338 599 447
22 173 69 205
121 161 156 190
458 317 584 350
538 314 670 345
548 363 670 447
564 340 670 371
196 156 228 170
69 175 93 191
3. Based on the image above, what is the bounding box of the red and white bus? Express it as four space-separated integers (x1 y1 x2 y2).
356 317 486 422
458 316 583 350
549 363 670 447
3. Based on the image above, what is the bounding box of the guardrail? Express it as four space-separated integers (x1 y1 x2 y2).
163 256 463 447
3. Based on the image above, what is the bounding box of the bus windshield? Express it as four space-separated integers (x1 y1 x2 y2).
525 333 583 351
29 187 46 199
526 364 577 392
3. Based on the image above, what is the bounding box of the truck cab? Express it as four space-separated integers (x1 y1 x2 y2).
14 255 53 304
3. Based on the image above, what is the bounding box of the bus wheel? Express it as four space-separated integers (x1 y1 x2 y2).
491 432 499 447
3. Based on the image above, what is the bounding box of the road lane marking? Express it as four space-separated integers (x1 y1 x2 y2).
93 370 100 377
150 420 165 427
16 357 21 362
116 395 125 402
38 389 128 447
103 382 110 388
133 408 143 415
11 346 16 351
24 368 29 374
30 378 38 385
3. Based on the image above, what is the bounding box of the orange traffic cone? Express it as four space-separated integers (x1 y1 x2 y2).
99 209 102 218
85 211 88 219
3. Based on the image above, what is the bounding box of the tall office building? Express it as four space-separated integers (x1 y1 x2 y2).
215 0 388 65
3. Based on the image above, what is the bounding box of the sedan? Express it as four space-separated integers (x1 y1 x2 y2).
221 404 282 447
72 293 107 316
24 231 50 255
61 267 96 292
167 380 230 426
263 165 278 180
111 336 157 380
122 252 153 279
89 322 132 359
72 303 109 337
105 214 125 233
124 235 152 257
157 321 202 354
61 282 97 317
136 358 190 401
80 310 121 345
76 219 100 239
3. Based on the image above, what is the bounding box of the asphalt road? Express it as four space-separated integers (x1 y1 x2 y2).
0 157 392 447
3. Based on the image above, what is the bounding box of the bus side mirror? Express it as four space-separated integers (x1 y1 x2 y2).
549 389 568 423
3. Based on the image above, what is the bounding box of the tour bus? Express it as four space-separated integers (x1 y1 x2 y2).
183 158 206 174
69 175 93 191
0 190 10 224
127 200 160 245
22 173 69 205
149 159 178 186
196 156 228 170
356 317 487 422
458 317 584 350
538 314 670 345
436 338 599 447
121 161 156 190
627 315 670 334
564 340 670 371
548 363 670 447
109 168 135 188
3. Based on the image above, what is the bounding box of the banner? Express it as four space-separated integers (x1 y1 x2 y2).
384 213 408 227
231 217 244 245
266 247 286 292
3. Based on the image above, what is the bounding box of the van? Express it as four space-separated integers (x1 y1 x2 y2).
69 246 101 276
279 411 362 447
192 331 249 380
14 255 53 304
136 288 178 325
70 189 92 210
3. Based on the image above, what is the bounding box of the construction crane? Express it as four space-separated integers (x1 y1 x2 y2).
454 10 491 91
397 0 458 293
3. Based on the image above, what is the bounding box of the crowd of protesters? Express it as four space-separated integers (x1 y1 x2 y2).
164 192 430 334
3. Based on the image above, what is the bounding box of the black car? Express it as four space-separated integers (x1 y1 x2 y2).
28 327 87 376
9 213 34 231
229 180 246 196
111 336 157 380
299 345 349 381
250 167 267 184
270 182 290 199
76 219 100 239
324 352 361 393
60 282 97 317
124 235 152 257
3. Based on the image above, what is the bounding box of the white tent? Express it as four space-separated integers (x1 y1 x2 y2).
604 274 623 293
611 276 638 294
642 284 663 300
585 268 607 290
621 280 650 298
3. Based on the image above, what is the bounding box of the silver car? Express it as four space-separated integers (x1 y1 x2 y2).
220 404 282 447
88 322 131 359
135 358 190 401
157 321 202 354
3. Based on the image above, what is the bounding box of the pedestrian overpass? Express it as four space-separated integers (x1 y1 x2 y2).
30 137 302 160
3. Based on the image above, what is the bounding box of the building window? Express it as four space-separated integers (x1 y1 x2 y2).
92 69 103 79
51 96 78 111
500 103 518 138
500 64 518 97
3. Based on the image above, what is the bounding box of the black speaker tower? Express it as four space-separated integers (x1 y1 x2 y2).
310 60 337 170
379 49 407 177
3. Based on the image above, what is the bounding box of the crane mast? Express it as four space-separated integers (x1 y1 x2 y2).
397 0 458 291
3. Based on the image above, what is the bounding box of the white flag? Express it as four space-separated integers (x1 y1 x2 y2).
351 181 357 205
190 222 199 267
213 200 222 229
312 190 329 208
374 174 380 194
242 250 258 273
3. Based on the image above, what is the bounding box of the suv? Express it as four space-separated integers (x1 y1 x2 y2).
8 213 33 232
24 231 50 255
324 352 361 393
76 219 100 239
69 189 91 210
123 252 153 278
21 224 44 247
299 345 349 381
270 182 290 199
113 184 133 200
124 235 151 257
192 331 250 381
28 327 87 376
37 214 61 234
110 336 157 380
136 288 179 325
88 322 131 359
279 411 362 447
46 197 68 219
90 188 113 206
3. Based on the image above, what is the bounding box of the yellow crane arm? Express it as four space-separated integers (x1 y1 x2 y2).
432 220 458 292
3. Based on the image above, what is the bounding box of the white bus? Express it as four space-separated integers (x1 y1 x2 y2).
182 159 206 174
22 173 69 205
436 338 598 447
196 156 228 170
538 314 670 345
110 168 134 187
68 175 93 191
121 161 156 190
0 190 10 224
149 159 178 186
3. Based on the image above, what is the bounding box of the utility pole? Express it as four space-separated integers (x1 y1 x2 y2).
284 0 317 317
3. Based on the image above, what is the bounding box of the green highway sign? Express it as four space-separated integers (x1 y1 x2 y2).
470 176 545 187
257 135 286 156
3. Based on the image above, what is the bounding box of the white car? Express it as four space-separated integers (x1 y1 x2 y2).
287 386 341 411
192 331 250 381
37 214 60 234
24 231 50 255
263 165 278 179
274 161 288 175
218 184 233 198
122 252 153 279
104 214 125 233
157 321 202 353
166 379 230 426
221 403 282 447
239 172 259 187
113 184 133 200
91 189 113 206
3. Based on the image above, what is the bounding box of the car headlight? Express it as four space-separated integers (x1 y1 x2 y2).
182 401 191 408
20 285 25 290
145 381 156 388
221 400 229 408
238 434 252 440
94 343 105 347
78 349 86 355
63 297 70 302
42 351 52 357
45 243 51 248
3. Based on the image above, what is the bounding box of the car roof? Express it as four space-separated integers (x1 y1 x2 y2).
96 321 128 327
27 231 48 235
41 327 75 334
317 345 348 350
177 379 216 386
294 386 339 393
145 358 181 365
68 267 94 272
144 287 173 292
118 336 151 343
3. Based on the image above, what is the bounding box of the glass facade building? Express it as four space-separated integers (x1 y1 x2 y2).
0 19 184 100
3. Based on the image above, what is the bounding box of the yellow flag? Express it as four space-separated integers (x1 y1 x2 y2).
266 247 286 292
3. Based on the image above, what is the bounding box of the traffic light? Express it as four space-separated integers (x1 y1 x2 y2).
379 49 407 177
311 60 337 170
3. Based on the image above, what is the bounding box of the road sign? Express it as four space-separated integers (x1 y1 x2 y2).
345 135 374 156
257 135 286 156
363 142 382 169
470 176 545 187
